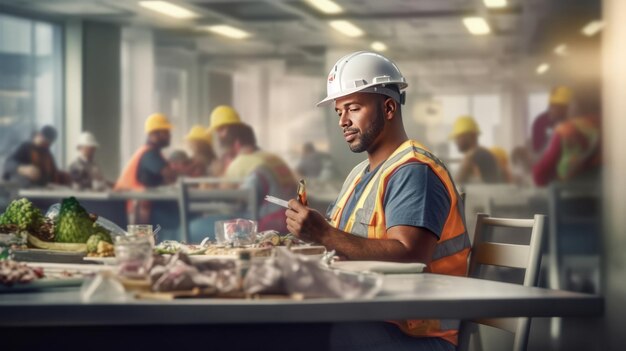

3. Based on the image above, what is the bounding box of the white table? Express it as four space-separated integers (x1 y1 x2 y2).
0 274 602 327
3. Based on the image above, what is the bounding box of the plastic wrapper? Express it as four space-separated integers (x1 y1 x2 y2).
243 248 382 299
215 218 257 246
149 253 239 293
45 203 126 238
80 271 127 302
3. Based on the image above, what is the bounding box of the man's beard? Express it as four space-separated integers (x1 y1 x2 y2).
346 105 385 153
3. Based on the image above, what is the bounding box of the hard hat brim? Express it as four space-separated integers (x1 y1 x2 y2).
316 82 408 107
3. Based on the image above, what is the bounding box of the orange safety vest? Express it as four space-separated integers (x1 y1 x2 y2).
328 140 471 345
114 145 152 224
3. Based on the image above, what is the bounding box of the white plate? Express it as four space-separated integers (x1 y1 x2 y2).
83 256 116 265
331 261 426 274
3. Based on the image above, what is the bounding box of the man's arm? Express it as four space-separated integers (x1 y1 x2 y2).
286 200 438 264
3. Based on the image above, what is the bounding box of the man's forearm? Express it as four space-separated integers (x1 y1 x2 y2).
319 227 426 263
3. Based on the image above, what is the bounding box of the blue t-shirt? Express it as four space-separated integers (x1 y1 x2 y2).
327 162 451 238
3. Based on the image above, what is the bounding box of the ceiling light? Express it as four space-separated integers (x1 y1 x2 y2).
554 43 568 56
483 0 507 8
371 41 387 52
329 20 364 37
463 17 491 35
139 1 199 19
201 25 251 39
536 63 550 75
306 0 343 14
581 20 604 37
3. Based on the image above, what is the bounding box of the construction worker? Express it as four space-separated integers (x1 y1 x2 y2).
221 123 297 232
490 146 513 183
184 125 220 177
285 51 469 350
68 132 108 190
3 125 69 187
207 105 242 173
115 113 176 224
533 90 601 186
531 86 572 154
451 116 503 184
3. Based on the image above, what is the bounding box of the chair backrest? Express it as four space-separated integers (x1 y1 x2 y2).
177 177 257 243
458 213 546 351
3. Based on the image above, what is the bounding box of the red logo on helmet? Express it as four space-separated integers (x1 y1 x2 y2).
328 72 335 83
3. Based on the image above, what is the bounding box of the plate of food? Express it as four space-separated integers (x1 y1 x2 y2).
0 197 118 263
0 260 84 293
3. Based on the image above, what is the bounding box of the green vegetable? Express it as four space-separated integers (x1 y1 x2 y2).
55 197 99 243
86 232 112 253
0 198 43 231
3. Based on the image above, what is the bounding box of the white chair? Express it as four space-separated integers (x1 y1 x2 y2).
178 177 257 243
458 213 546 351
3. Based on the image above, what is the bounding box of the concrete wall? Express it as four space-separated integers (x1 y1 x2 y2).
81 21 121 181
602 0 626 347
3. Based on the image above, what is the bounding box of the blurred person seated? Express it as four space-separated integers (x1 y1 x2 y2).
533 90 601 186
115 113 177 224
207 105 242 173
168 150 194 177
221 123 298 231
531 86 572 154
189 123 297 242
2 125 69 188
511 146 533 186
185 125 221 177
451 116 503 184
68 132 109 191
296 142 337 180
490 146 513 183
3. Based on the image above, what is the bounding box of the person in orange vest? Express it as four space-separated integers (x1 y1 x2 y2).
115 113 177 224
285 51 470 350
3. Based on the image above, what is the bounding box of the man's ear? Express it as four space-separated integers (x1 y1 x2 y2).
383 97 397 120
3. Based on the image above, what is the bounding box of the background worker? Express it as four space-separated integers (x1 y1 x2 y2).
285 51 469 351
531 86 572 154
185 125 221 177
115 113 177 225
533 90 601 186
490 146 513 183
68 132 109 190
451 115 503 184
2 125 69 187
207 105 242 173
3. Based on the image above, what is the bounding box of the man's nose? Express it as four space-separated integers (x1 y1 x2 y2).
339 112 351 128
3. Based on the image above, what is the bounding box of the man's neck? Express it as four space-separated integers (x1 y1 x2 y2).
367 128 408 170
239 145 257 155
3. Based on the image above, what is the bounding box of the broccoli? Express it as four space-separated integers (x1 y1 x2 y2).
55 197 97 243
86 232 113 253
0 198 43 231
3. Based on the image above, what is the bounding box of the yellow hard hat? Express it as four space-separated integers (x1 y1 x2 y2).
185 125 211 143
450 115 480 139
145 113 173 134
550 86 572 105
490 146 509 168
209 105 241 131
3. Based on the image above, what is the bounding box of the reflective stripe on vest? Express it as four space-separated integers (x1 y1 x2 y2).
330 140 471 345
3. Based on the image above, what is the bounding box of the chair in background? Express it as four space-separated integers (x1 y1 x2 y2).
178 177 257 243
458 213 546 351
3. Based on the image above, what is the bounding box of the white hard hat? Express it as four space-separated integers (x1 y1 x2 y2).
77 132 99 148
317 51 408 107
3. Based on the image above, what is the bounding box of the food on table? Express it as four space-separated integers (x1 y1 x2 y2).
154 240 206 255
149 252 238 293
255 231 304 248
56 197 107 243
0 198 44 231
0 260 45 286
0 197 113 253
86 236 115 257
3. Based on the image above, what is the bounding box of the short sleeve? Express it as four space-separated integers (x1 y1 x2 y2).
383 163 451 238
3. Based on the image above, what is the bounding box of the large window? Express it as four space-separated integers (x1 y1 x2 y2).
0 13 63 174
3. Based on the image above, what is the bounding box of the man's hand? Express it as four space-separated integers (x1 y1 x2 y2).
18 165 41 181
285 199 331 244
